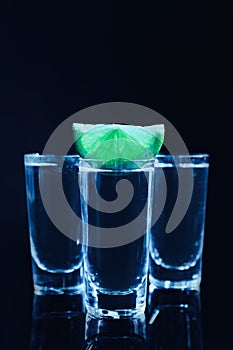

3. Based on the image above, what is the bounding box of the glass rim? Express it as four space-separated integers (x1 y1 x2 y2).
155 153 209 159
154 153 209 168
79 157 155 162
24 153 81 166
79 158 155 172
155 153 209 163
24 153 81 159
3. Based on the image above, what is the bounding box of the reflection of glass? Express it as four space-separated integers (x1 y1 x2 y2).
148 287 203 350
30 294 85 349
24 154 84 295
150 154 209 290
80 159 154 318
85 313 147 350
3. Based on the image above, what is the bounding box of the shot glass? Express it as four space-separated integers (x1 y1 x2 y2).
24 154 84 295
149 154 209 290
79 159 154 318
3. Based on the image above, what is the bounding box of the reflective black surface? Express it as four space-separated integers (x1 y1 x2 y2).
30 295 85 349
0 214 224 350
85 313 146 350
19 289 203 350
148 288 202 350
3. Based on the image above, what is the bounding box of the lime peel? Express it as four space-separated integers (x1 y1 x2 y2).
72 123 165 168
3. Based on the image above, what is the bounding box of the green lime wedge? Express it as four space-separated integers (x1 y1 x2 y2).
72 123 164 168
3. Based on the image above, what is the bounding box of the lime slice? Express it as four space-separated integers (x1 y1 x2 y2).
72 123 164 168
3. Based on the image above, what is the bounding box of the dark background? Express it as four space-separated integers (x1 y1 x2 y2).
0 1 227 349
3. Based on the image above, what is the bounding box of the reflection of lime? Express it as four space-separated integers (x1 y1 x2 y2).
72 123 164 167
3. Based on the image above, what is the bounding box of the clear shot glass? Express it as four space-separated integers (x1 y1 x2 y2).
79 159 154 318
24 154 84 295
149 154 209 290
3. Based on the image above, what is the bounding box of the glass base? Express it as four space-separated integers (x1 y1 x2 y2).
32 261 84 295
85 280 147 319
34 283 84 296
149 274 201 291
149 257 202 291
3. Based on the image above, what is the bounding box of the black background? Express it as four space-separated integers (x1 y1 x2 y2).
0 1 227 349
